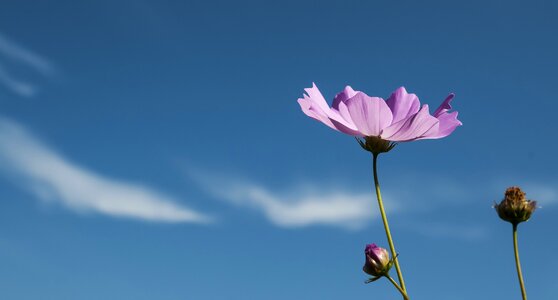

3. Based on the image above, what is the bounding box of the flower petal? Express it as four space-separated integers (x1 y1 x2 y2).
328 104 362 136
433 94 455 117
303 82 331 113
381 104 439 141
298 83 361 135
422 93 462 139
297 96 336 130
337 101 353 123
386 87 421 123
332 86 358 109
345 93 393 137
422 111 461 139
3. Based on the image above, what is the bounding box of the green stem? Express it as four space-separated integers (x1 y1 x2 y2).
372 153 407 294
386 275 410 300
513 223 527 300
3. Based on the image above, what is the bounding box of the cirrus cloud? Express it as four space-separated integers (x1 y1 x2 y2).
0 117 211 223
188 171 401 229
0 32 56 97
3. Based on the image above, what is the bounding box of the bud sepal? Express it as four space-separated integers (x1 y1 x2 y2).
356 136 396 155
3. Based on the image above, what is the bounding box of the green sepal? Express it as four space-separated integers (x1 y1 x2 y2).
364 276 382 284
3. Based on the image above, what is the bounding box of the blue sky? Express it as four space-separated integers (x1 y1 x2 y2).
0 0 557 299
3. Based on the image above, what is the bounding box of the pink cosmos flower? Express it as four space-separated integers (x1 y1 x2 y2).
298 83 461 142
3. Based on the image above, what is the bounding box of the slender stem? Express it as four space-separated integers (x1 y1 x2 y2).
386 275 410 300
372 153 407 293
513 223 527 300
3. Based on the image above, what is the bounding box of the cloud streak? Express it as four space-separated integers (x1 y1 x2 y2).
187 167 493 231
223 185 376 229
0 32 55 97
0 64 37 97
0 117 211 223
0 33 54 75
189 172 401 229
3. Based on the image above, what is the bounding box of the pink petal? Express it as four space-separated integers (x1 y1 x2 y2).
386 87 421 123
422 93 462 139
303 82 331 114
297 83 361 135
433 94 455 117
345 93 393 137
337 101 353 123
332 86 358 109
422 111 461 139
329 115 362 136
328 103 362 136
381 104 439 141
297 97 336 130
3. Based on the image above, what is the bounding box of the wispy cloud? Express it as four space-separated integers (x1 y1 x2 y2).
187 164 556 230
187 165 494 230
0 34 54 75
0 65 37 97
0 117 211 223
189 172 400 229
0 32 56 97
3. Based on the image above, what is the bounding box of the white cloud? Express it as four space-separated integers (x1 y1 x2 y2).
187 164 557 231
0 117 211 223
0 32 56 97
186 167 495 231
189 172 401 229
226 185 376 229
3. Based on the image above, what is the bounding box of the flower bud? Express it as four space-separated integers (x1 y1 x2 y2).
494 186 537 224
363 243 392 277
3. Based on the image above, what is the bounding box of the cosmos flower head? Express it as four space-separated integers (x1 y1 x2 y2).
298 83 462 153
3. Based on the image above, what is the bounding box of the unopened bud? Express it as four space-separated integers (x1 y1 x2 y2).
363 243 392 277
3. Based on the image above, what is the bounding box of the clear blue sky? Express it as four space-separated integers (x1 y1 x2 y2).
1 0 557 299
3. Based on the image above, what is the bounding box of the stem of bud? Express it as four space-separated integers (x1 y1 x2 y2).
386 274 410 300
513 223 527 300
